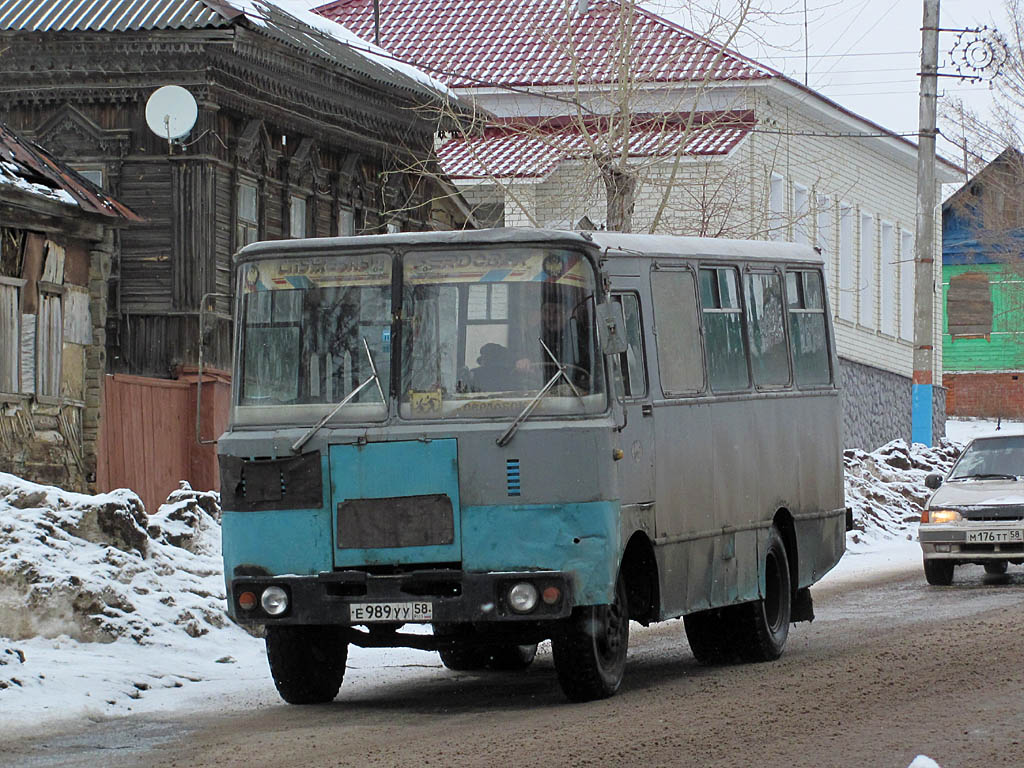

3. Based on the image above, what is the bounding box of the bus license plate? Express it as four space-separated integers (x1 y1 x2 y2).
349 601 433 623
966 529 1023 544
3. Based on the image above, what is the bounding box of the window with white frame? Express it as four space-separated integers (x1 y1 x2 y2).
36 285 62 398
290 194 308 238
817 194 833 289
769 173 785 241
880 221 896 335
0 277 22 393
839 204 854 321
900 230 915 340
859 213 875 328
794 184 810 244
237 180 259 247
338 206 355 236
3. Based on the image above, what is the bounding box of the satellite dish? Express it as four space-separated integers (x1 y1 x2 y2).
145 85 198 141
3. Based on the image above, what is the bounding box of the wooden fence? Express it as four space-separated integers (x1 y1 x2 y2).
95 369 230 514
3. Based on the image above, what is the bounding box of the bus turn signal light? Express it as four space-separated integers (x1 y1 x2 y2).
542 586 561 605
238 591 257 611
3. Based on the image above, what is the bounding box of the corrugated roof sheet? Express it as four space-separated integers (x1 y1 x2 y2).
0 121 143 222
438 111 754 180
316 0 775 88
0 0 234 31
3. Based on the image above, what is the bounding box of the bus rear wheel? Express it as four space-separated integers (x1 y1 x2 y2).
683 607 739 664
552 573 629 702
265 625 348 704
733 526 791 662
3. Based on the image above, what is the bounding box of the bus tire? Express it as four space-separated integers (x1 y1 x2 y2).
683 607 739 665
552 573 629 702
924 559 955 585
265 625 347 704
734 526 791 662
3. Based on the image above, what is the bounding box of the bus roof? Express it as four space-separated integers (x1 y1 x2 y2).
235 227 822 265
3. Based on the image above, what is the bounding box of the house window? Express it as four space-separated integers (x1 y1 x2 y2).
0 277 22 393
947 272 993 338
699 267 749 392
237 181 259 247
73 167 104 190
816 194 832 288
787 270 832 387
769 173 785 241
338 206 355 236
900 231 915 341
290 195 308 238
859 213 875 328
387 221 401 234
794 184 810 245
36 286 62 398
839 204 854 321
880 221 896 335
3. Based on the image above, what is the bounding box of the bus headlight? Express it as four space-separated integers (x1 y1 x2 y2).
508 582 539 613
261 586 289 616
929 509 962 524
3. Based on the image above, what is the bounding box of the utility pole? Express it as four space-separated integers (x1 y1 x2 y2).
913 0 940 446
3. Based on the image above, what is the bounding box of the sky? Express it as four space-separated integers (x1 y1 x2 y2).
658 0 1013 171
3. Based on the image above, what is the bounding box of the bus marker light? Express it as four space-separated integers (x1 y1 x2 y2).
238 591 257 610
612 449 624 461
508 582 538 613
261 586 289 616
542 586 561 605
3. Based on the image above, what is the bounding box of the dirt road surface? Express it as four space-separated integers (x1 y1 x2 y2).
5 562 1024 768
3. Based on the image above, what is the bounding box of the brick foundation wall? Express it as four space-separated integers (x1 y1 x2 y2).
945 371 1024 419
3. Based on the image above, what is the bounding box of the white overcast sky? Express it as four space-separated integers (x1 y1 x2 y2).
659 0 1012 168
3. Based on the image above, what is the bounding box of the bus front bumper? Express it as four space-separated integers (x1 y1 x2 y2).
229 569 575 629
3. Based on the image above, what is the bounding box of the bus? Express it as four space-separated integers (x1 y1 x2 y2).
218 228 845 704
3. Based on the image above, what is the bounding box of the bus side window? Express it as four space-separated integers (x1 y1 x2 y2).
610 293 647 398
744 271 791 389
651 269 705 396
786 269 832 386
699 267 750 392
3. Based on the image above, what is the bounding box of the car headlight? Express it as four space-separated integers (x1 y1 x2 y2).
928 508 963 524
260 586 289 616
508 582 539 613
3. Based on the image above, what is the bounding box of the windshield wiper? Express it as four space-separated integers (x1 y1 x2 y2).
952 473 1019 481
496 339 584 448
292 337 385 454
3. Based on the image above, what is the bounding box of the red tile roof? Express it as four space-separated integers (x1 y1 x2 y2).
439 111 754 180
315 0 775 88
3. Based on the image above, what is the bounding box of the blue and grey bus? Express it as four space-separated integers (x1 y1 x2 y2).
218 228 845 703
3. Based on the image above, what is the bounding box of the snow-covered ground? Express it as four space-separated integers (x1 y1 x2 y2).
2 418 1013 766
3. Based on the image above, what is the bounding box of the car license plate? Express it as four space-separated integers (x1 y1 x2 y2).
966 529 1024 544
349 601 433 623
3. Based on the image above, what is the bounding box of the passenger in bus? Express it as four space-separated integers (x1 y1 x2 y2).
469 342 517 392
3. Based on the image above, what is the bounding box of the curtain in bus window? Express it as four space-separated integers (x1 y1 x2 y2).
745 272 790 387
651 271 704 395
787 271 831 386
699 267 749 392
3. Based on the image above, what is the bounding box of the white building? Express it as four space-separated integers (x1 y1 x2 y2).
319 0 961 448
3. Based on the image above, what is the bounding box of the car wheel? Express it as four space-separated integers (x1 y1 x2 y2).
984 561 1008 575
924 558 954 586
265 625 347 704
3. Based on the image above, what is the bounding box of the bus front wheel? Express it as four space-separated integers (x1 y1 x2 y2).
265 625 348 704
552 573 629 702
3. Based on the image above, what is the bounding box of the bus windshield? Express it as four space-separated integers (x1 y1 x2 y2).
400 247 606 420
236 253 392 424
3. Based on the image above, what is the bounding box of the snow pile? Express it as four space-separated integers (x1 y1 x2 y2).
0 474 231 687
844 439 962 552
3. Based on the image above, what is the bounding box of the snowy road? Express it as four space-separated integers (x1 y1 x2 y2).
5 549 1023 768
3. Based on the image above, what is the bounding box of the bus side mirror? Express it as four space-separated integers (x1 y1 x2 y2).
925 473 943 490
597 301 628 356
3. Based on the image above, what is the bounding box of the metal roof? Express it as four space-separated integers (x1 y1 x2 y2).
0 0 234 32
438 111 755 181
0 121 143 222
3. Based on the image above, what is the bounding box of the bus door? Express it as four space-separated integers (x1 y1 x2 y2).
610 291 655 508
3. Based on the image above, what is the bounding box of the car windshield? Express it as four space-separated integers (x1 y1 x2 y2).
400 247 606 420
235 254 392 425
948 436 1024 480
